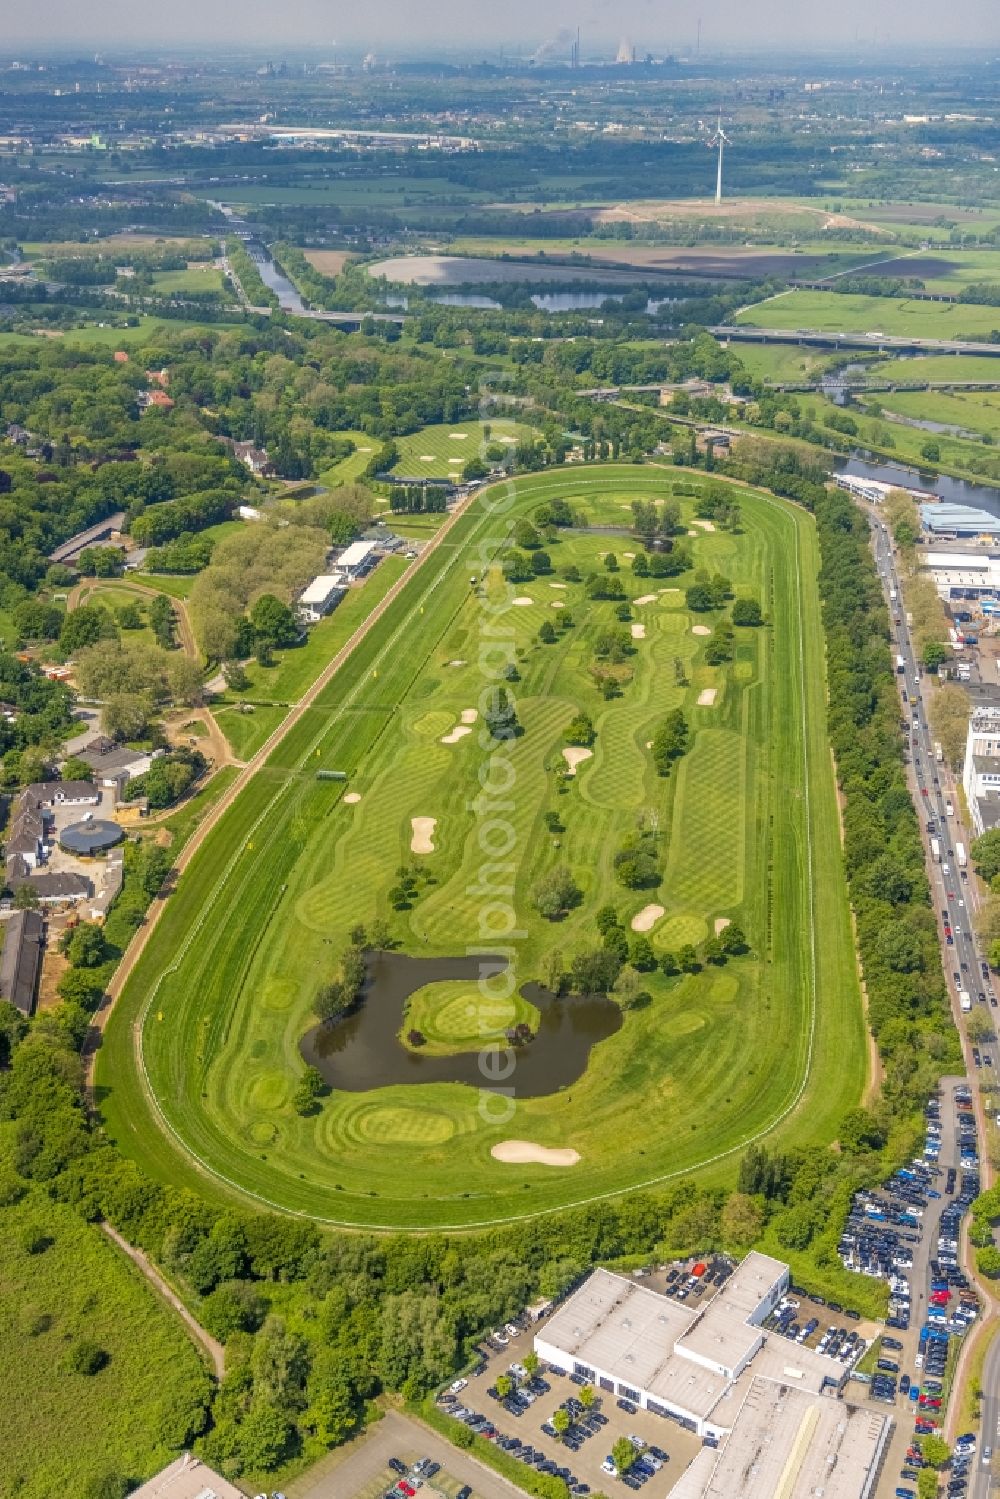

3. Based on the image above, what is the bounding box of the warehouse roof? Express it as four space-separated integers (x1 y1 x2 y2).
675 1252 785 1374
688 1376 890 1499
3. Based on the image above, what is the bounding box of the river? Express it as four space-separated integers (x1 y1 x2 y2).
833 453 1000 519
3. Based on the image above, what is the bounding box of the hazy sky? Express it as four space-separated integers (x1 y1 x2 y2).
6 0 1000 52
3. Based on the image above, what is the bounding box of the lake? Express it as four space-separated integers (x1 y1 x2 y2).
300 951 622 1095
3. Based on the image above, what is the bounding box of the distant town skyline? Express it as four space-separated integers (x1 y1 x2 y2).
3 0 1000 53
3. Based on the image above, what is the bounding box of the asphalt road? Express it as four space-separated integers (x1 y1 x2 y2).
869 514 995 1497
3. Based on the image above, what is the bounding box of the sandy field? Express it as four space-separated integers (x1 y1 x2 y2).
343 792 362 804
692 519 716 532
631 903 664 933
631 623 646 640
715 917 731 934
562 747 593 775
513 597 533 607
692 625 711 636
303 249 355 275
634 593 657 605
411 817 437 854
697 688 718 706
460 708 478 725
491 1140 581 1167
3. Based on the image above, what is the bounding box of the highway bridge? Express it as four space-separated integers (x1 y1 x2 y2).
711 324 1000 357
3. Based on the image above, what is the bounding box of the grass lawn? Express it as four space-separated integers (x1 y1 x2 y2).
873 388 1000 441
0 316 243 351
214 702 288 761
151 266 227 296
75 580 160 644
391 418 536 479
0 1188 210 1499
736 289 1000 340
97 466 864 1230
317 430 378 486
728 342 847 384
135 572 196 599
879 353 1000 384
401 979 539 1056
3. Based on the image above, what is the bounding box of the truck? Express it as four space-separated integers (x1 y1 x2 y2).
960 990 972 1013
896 655 906 675
934 741 944 764
890 587 898 603
957 844 967 869
931 838 941 863
946 799 954 817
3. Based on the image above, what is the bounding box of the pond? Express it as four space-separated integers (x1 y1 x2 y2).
300 951 622 1095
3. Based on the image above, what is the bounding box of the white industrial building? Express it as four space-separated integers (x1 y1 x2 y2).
963 703 1000 835
534 1254 846 1440
298 575 348 623
668 1375 890 1499
923 547 1000 604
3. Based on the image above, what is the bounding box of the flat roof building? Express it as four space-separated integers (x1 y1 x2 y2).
298 574 348 623
535 1255 845 1438
668 1375 890 1499
335 539 379 576
920 502 1000 540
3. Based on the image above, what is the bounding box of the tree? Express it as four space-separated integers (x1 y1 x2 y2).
523 1351 539 1376
565 712 595 747
64 1339 108 1375
978 1244 1000 1277
967 1010 994 1045
720 1192 764 1250
538 620 557 644
532 866 582 920
530 550 552 576
604 553 619 572
63 923 109 970
579 1384 595 1410
922 640 948 671
484 685 520 741
685 583 715 612
973 830 1000 883
315 981 351 1023
612 1437 636 1476
930 683 971 769
251 593 299 648
652 709 689 775
60 604 117 655
60 756 93 783
732 597 762 626
875 921 924 974
553 1408 571 1439
495 1373 514 1399
920 1434 951 1470
292 1066 326 1115
838 1107 885 1154
629 935 656 970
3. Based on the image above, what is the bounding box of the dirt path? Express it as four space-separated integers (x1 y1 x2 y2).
84 492 474 1083
100 1222 225 1380
163 704 242 772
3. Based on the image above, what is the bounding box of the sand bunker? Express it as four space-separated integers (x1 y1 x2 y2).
551 600 565 609
692 519 717 532
562 746 593 775
659 587 681 595
491 1140 581 1167
448 458 463 465
631 903 665 933
440 725 472 745
687 529 698 537
623 551 635 560
691 625 711 636
343 792 362 804
513 596 533 606
634 593 657 606
410 817 437 854
550 582 567 590
449 432 468 439
631 623 646 640
420 455 435 462
448 659 466 667
697 688 718 706
357 445 372 453
460 708 478 725
715 917 731 935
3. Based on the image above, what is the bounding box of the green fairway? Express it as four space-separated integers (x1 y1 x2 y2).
317 430 380 486
391 418 536 478
737 288 1000 340
0 1190 209 1498
97 467 864 1229
150 265 227 296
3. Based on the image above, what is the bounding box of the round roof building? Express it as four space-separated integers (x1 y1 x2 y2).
59 818 125 857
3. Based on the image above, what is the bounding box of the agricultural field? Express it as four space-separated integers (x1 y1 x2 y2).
736 288 1000 340
98 467 865 1230
878 353 1000 384
391 418 537 478
446 236 882 282
0 1190 210 1499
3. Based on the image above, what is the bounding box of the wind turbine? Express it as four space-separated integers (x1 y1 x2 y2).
709 115 731 205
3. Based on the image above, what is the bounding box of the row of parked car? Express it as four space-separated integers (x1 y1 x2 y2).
541 1394 609 1454
437 1380 594 1496
380 1456 447 1499
601 1436 670 1490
